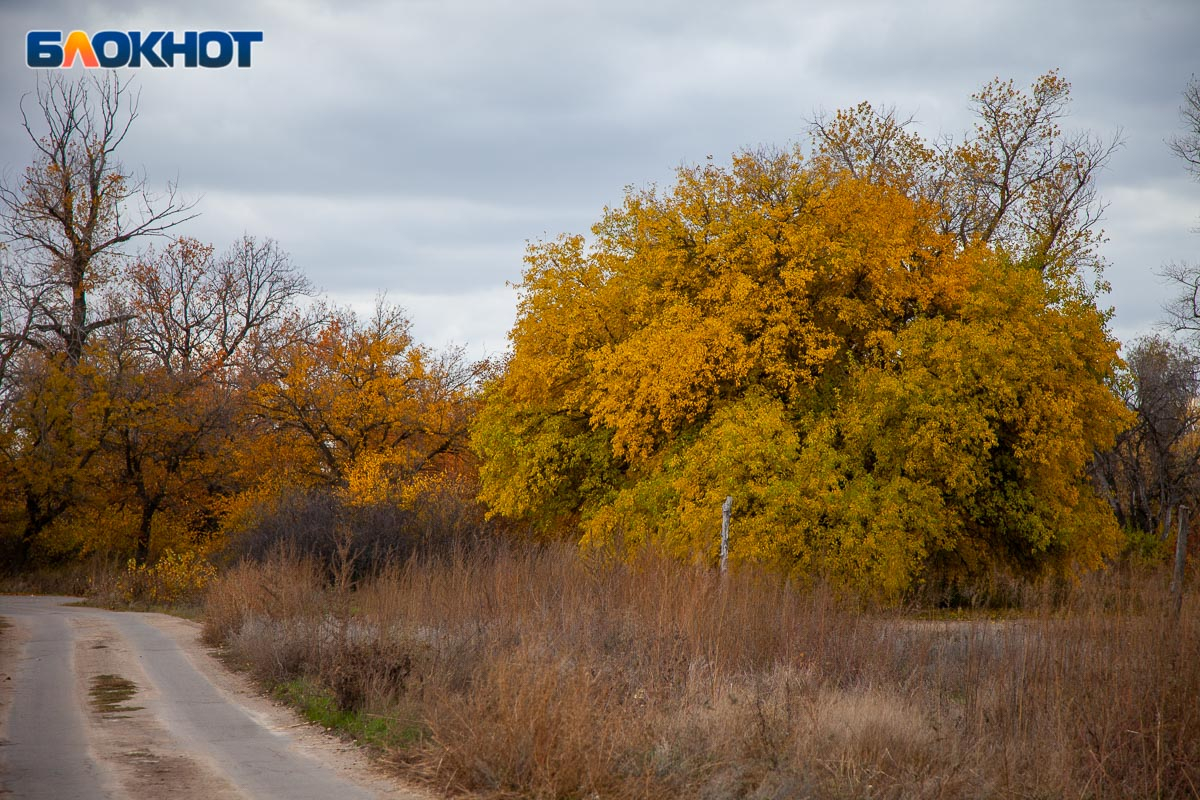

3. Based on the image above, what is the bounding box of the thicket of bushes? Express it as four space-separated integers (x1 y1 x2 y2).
225 484 499 578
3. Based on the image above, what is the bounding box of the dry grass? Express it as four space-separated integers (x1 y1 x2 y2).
204 545 1200 799
0 557 121 598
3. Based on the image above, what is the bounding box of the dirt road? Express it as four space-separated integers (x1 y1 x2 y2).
0 596 431 799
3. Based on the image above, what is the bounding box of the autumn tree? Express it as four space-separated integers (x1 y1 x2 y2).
0 73 194 563
235 300 484 516
97 236 311 564
0 350 113 562
475 73 1129 597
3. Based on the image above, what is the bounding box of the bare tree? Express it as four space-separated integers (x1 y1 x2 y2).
127 235 312 376
1163 76 1200 336
1133 338 1197 535
808 72 1121 278
0 72 196 366
950 73 1120 271
1163 261 1200 337
1169 76 1200 179
0 250 44 392
1093 80 1200 557
1094 337 1200 538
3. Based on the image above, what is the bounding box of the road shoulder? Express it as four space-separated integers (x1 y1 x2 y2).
135 610 435 799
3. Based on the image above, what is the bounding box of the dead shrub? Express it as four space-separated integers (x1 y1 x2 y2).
324 634 414 713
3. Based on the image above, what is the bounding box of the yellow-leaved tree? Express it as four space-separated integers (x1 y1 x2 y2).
233 301 483 517
474 73 1130 597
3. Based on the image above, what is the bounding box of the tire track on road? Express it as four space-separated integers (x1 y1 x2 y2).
0 599 119 799
0 597 431 800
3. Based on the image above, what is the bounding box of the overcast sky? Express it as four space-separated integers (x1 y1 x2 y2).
2 0 1199 359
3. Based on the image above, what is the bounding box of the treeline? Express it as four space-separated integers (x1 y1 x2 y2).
0 74 486 573
3 71 1200 600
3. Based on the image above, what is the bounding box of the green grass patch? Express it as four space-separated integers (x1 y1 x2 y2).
272 677 425 750
67 597 206 620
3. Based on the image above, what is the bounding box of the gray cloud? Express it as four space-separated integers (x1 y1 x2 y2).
2 0 1198 355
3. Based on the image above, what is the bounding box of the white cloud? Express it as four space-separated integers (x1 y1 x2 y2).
332 285 519 362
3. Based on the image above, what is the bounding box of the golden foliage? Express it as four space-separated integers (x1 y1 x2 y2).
475 75 1130 597
236 301 483 515
118 548 217 604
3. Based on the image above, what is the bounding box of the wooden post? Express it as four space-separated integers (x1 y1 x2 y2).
1171 505 1189 616
720 496 732 574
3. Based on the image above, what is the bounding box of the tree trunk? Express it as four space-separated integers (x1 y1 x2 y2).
19 489 68 567
1171 505 1189 617
134 499 160 566
67 256 88 365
